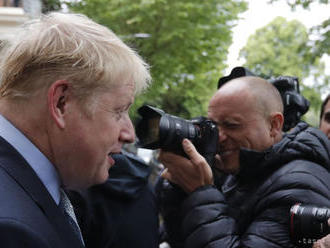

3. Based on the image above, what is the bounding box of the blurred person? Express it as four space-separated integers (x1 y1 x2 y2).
157 76 330 248
320 94 330 139
0 12 150 247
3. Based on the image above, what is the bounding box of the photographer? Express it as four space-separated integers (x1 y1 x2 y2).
157 76 330 248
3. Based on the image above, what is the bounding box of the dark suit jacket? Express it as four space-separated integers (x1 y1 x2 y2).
0 136 84 248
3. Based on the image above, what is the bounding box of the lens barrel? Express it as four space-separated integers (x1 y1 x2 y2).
135 105 218 166
136 105 200 153
290 203 330 247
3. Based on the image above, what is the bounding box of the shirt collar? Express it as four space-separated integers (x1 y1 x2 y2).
0 114 61 204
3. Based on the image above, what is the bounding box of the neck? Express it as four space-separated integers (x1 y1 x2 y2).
0 98 51 161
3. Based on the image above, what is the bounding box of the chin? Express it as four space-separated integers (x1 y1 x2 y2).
222 161 239 174
74 176 106 190
97 170 110 184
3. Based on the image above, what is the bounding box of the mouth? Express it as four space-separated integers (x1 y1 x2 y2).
108 151 122 166
108 148 122 156
108 151 120 156
218 148 237 157
219 151 233 157
107 155 115 167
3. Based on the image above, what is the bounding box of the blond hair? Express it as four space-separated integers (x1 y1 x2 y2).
0 12 151 108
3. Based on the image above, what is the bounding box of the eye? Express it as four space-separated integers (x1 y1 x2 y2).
222 121 240 129
113 110 125 120
114 107 131 121
324 113 330 123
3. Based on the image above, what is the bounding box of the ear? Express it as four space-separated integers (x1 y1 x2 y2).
269 112 284 140
48 80 70 129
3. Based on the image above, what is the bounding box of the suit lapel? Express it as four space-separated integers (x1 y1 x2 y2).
0 136 84 247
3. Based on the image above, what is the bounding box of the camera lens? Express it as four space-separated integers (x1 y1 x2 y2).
136 105 199 152
290 203 330 247
136 114 161 148
159 114 199 149
136 105 218 166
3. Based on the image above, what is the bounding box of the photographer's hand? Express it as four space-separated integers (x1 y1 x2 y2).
313 234 330 248
312 219 330 248
160 138 214 193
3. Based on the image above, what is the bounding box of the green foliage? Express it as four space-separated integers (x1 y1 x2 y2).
269 0 329 60
67 0 248 120
310 18 330 57
239 17 328 115
42 0 62 13
269 0 328 9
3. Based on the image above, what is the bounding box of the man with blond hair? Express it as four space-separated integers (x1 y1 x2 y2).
0 12 150 247
157 76 330 248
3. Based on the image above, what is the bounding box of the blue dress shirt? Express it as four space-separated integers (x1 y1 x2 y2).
0 114 61 204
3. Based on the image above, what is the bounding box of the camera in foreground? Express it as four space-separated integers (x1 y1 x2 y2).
135 105 218 166
290 203 330 247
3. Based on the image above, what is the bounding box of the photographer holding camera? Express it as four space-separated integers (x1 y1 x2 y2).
155 75 330 248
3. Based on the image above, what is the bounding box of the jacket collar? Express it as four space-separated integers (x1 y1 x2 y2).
232 122 330 184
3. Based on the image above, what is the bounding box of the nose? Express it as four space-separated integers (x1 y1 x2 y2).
119 115 135 143
218 126 227 143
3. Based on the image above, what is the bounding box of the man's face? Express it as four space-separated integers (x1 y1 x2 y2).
56 82 135 189
207 87 275 174
320 100 330 139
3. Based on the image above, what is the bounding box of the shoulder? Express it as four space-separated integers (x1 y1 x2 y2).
281 122 330 168
266 159 329 185
257 159 330 206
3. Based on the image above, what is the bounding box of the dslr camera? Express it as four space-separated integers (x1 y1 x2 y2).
135 105 218 167
218 67 310 131
290 203 330 247
269 76 310 131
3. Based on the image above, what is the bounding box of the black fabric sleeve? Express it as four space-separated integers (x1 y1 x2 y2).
182 186 240 248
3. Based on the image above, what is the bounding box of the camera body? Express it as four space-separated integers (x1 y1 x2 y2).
269 76 310 131
290 203 330 247
135 105 218 166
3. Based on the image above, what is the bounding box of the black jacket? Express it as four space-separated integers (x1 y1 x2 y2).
70 152 159 248
158 122 330 248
